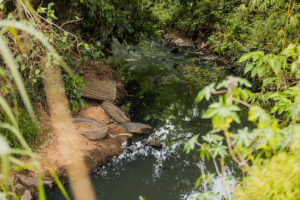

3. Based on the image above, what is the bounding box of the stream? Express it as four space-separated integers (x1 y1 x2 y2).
47 41 243 200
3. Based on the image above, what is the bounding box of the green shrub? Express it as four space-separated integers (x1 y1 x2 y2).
0 109 39 148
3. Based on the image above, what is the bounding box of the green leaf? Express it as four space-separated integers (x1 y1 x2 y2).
195 83 215 102
194 176 202 189
237 77 252 87
238 53 252 63
202 134 223 144
233 128 254 147
184 135 199 153
244 63 254 74
37 172 46 200
268 58 281 75
291 61 300 73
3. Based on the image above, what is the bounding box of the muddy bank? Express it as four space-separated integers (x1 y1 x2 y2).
14 63 152 200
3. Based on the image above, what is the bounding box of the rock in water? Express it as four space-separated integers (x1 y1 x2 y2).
146 138 162 148
122 123 153 134
101 101 130 123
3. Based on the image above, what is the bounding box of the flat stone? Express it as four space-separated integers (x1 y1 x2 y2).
21 190 32 200
17 175 38 187
122 123 153 134
73 117 108 140
17 174 53 188
101 101 130 123
82 79 117 102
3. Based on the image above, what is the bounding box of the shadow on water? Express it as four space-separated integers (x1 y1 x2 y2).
47 41 244 200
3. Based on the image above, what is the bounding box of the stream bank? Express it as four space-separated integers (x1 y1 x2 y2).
14 63 153 200
47 40 242 200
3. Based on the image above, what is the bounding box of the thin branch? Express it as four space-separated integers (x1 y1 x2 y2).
232 98 251 108
60 18 84 28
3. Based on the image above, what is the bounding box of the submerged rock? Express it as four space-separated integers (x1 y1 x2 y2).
146 138 162 148
122 123 153 135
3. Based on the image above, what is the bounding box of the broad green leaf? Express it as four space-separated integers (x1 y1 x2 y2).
238 53 252 63
202 134 223 144
268 58 281 75
195 83 215 102
244 63 254 74
184 135 199 153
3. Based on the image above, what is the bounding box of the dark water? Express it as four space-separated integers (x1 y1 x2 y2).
47 41 242 200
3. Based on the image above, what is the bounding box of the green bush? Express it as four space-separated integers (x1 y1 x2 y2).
0 109 39 148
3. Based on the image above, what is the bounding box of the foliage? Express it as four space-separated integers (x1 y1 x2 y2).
62 74 86 112
209 0 299 59
234 151 300 200
151 0 299 64
0 8 71 198
186 44 300 199
0 109 39 148
0 1 92 113
45 0 159 53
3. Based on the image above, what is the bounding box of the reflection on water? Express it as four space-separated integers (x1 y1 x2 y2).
47 41 241 200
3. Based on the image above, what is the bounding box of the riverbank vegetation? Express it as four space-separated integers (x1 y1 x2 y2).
0 0 299 199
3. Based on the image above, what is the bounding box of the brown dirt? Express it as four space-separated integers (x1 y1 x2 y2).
37 105 130 178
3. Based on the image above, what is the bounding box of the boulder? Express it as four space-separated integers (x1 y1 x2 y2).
122 123 153 135
82 79 117 102
15 183 25 196
73 117 108 140
17 175 38 188
21 190 32 200
17 174 53 189
80 106 111 124
146 138 162 148
101 101 130 123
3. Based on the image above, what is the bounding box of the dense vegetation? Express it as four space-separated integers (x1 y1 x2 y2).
0 0 299 199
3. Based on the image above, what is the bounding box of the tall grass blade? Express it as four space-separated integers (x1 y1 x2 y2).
0 38 36 122
37 172 46 200
47 165 71 200
0 96 18 128
0 123 31 151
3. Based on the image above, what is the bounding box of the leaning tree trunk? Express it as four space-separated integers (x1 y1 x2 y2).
42 63 96 200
